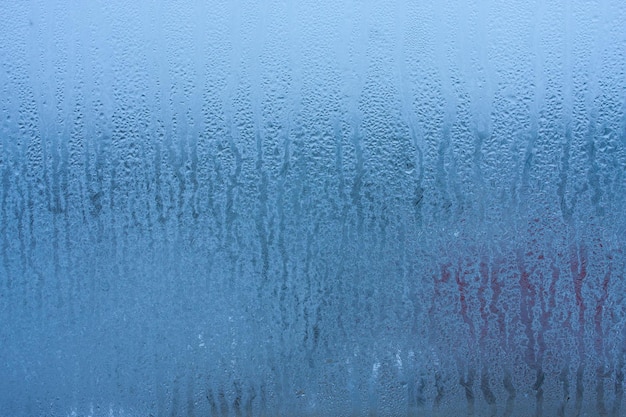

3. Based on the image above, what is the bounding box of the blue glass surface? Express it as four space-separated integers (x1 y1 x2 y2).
1 0 626 415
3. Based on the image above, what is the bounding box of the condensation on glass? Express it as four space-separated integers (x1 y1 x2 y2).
1 0 626 416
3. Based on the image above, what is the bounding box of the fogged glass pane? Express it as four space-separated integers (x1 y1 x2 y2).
1 0 626 416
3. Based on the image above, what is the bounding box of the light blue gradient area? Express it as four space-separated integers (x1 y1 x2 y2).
1 0 626 416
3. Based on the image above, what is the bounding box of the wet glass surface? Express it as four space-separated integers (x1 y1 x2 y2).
1 1 626 415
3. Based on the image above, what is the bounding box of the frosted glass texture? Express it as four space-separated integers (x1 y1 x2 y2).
1 0 626 416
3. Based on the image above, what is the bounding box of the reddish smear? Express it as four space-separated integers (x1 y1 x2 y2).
569 243 588 359
548 259 560 312
489 258 507 352
427 238 617 373
455 260 475 340
517 251 537 368
478 256 490 344
535 269 550 368
594 265 611 359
